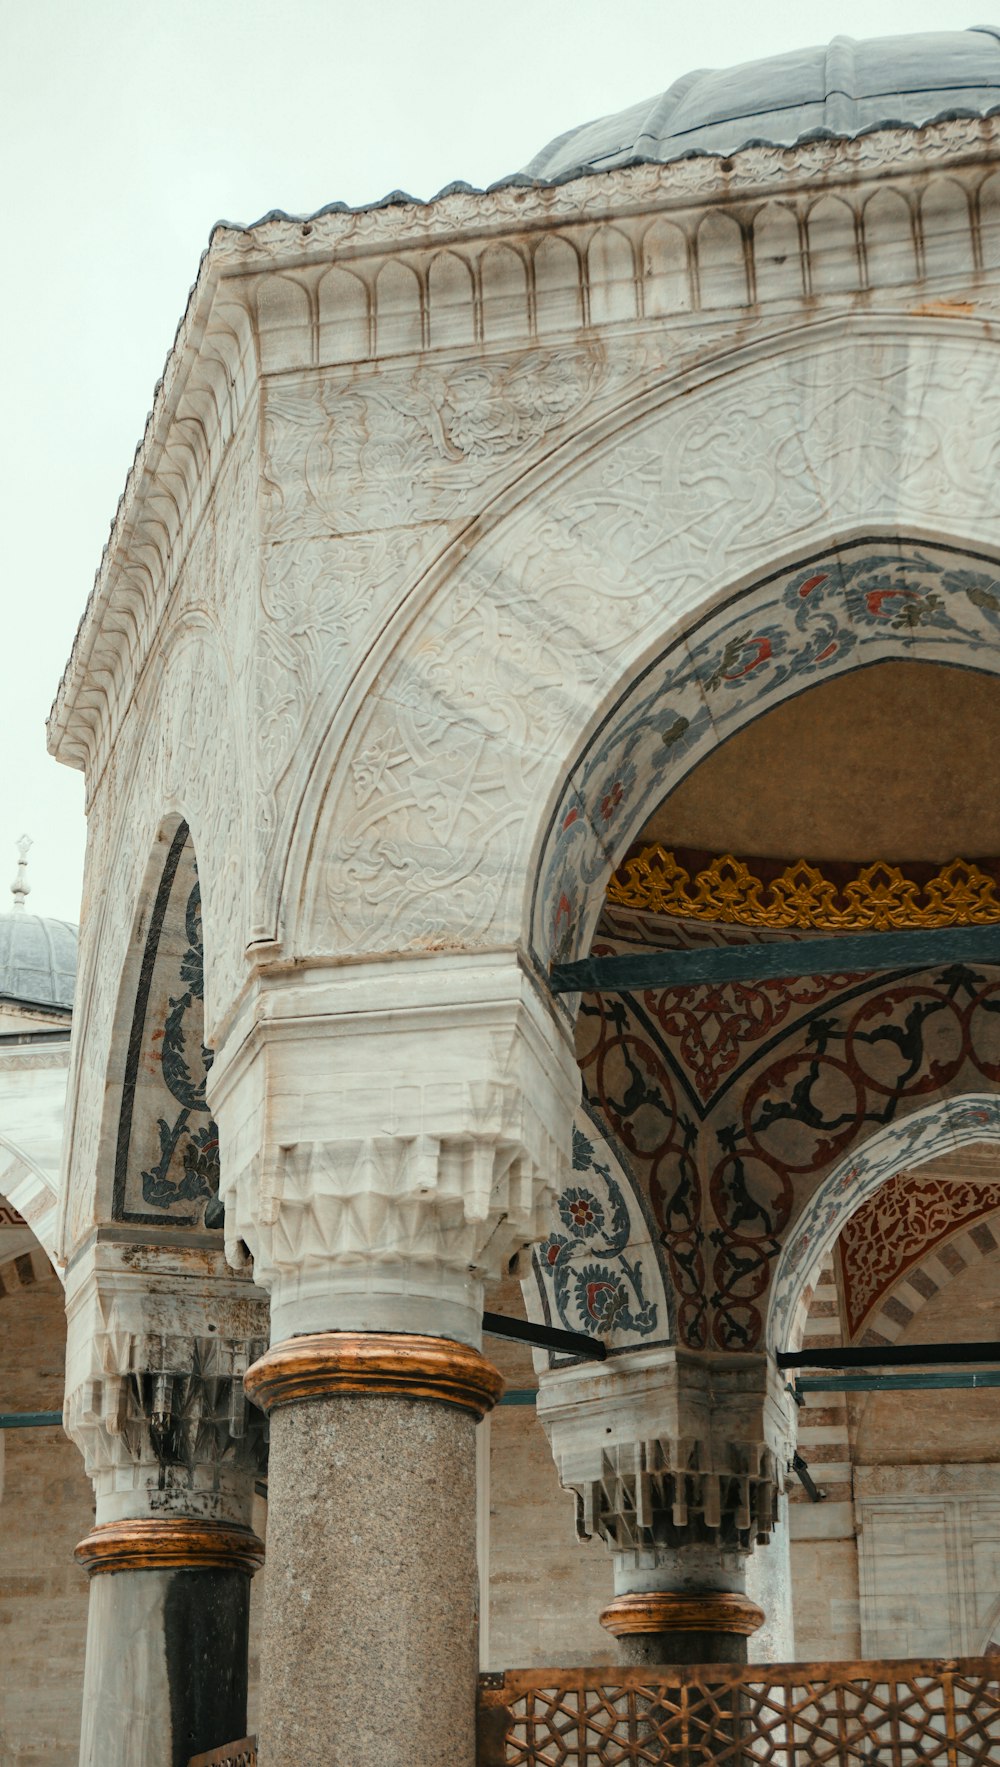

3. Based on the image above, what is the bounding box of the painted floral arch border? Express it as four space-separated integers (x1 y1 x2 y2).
531 534 1000 976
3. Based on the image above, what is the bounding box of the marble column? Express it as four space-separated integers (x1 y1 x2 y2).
63 1245 269 1767
208 954 579 1767
75 1519 263 1767
245 1330 501 1767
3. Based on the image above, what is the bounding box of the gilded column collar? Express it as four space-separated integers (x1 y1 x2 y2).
600 1590 765 1638
74 1518 265 1578
244 1330 503 1419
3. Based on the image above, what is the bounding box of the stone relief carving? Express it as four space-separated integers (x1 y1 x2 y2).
51 126 1000 844
295 330 1000 962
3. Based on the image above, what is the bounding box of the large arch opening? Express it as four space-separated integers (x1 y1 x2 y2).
505 631 1000 1666
531 536 1000 972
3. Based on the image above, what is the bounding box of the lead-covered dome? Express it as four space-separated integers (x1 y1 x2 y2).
0 914 77 1011
523 27 1000 181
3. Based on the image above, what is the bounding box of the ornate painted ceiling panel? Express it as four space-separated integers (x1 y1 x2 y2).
577 930 1000 1352
839 1168 1000 1339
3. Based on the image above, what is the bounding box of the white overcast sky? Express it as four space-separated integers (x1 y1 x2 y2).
0 0 986 921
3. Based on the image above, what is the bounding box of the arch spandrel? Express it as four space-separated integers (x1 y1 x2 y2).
287 321 1000 967
521 1101 672 1367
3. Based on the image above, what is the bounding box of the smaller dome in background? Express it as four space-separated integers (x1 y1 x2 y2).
523 27 1000 182
0 913 77 1011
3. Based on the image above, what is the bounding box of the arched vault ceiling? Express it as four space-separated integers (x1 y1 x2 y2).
641 661 1000 863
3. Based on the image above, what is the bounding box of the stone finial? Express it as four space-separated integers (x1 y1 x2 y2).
10 833 31 912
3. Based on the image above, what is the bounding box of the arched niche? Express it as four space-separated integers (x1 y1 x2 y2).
98 817 222 1230
0 1138 60 1277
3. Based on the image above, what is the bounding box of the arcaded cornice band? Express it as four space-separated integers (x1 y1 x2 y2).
600 1591 765 1638
244 1330 503 1418
74 1518 265 1578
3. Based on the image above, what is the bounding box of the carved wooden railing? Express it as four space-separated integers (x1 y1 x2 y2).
187 1741 256 1767
477 1658 1000 1764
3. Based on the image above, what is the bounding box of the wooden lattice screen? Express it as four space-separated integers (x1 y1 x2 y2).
187 1741 256 1767
477 1659 1000 1765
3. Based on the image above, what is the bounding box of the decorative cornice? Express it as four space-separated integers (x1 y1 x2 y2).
74 1518 265 1578
215 113 1000 261
600 1591 765 1638
608 846 1000 932
244 1330 503 1418
47 112 1000 786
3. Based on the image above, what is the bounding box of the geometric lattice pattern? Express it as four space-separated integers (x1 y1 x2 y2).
186 1744 256 1767
477 1662 1000 1765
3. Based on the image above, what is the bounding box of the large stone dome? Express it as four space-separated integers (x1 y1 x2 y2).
0 913 77 1011
523 27 1000 181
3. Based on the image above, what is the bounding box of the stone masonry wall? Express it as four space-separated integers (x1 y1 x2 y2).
0 1273 92 1764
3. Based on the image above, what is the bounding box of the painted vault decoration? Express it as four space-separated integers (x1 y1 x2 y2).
113 823 222 1228
838 1168 1000 1339
578 903 1000 1352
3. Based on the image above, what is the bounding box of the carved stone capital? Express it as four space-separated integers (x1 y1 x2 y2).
536 1347 796 1556
63 1241 269 1526
210 954 580 1344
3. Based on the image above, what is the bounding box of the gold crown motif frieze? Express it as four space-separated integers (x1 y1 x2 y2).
607 847 1000 932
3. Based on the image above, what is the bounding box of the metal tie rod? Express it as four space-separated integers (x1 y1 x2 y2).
778 1340 1000 1370
482 1311 607 1361
551 923 1000 995
797 1370 1000 1394
0 1411 63 1429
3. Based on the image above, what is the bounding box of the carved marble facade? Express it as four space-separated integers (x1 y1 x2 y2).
30 61 1000 1766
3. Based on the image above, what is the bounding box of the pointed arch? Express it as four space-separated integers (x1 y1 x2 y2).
768 1094 1000 1352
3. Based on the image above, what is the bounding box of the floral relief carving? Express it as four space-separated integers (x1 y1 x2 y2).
295 330 1000 962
